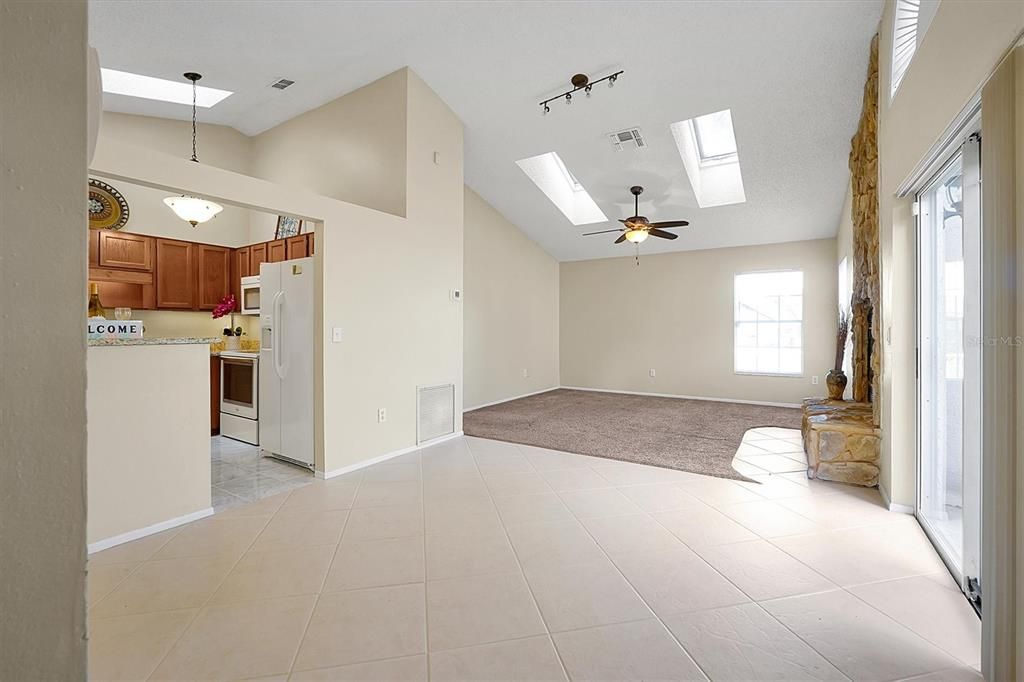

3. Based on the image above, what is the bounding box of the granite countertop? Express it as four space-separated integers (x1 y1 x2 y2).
88 337 220 347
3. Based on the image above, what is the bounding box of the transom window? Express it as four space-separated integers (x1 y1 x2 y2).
734 270 804 375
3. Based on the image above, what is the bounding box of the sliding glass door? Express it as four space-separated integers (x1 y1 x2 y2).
916 134 982 607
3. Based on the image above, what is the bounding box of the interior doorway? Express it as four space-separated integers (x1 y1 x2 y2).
916 133 982 611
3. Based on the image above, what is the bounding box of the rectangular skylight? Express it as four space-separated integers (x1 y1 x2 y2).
694 109 738 161
100 68 233 108
515 152 607 225
670 109 746 208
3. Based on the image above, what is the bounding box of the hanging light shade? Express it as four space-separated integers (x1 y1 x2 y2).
163 195 223 226
165 72 222 227
625 228 649 243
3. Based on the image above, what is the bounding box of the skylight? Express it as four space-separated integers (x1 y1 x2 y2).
515 152 607 225
694 110 738 161
100 68 233 108
670 109 746 208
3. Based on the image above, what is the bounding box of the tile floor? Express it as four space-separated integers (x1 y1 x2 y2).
211 436 315 513
88 429 982 681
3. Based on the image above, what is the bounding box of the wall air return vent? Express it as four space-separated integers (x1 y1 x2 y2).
417 383 455 444
608 128 646 151
270 78 295 90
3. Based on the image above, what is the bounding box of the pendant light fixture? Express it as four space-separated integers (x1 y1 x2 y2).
163 72 224 227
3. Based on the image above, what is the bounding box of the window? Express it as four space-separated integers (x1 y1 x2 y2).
670 109 746 208
693 109 738 163
734 271 803 375
515 151 607 225
890 0 940 100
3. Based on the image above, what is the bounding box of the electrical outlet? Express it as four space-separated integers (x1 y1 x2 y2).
377 408 386 423
811 375 819 385
332 327 343 343
649 369 656 378
522 368 529 378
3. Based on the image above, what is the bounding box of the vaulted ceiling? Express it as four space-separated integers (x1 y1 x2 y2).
91 0 882 261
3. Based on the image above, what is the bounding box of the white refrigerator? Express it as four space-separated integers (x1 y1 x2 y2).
259 257 315 468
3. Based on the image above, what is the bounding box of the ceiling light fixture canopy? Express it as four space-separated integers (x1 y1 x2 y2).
165 72 223 227
539 70 623 115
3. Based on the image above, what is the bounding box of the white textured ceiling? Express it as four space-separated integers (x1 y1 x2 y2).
90 0 882 261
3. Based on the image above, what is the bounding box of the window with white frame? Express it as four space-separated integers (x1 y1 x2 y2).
734 271 804 375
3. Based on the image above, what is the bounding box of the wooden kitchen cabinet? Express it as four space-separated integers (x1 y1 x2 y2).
250 242 268 274
88 230 100 266
306 232 315 255
286 235 308 260
210 356 221 435
235 246 251 279
89 267 156 310
155 238 195 309
98 230 154 271
195 243 232 310
268 239 287 263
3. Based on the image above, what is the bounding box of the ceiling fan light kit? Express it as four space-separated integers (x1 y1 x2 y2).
539 70 623 115
164 71 224 227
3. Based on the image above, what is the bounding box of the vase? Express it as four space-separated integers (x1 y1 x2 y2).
825 369 847 401
225 335 241 351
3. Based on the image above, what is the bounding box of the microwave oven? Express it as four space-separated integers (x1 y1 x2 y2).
240 275 260 315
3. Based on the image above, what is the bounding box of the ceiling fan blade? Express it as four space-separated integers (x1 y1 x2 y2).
648 228 679 240
614 234 627 244
582 228 624 236
648 220 690 229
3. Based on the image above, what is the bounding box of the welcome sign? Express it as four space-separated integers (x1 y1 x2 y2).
88 319 144 340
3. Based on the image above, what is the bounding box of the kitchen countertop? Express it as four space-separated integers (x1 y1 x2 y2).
88 337 220 347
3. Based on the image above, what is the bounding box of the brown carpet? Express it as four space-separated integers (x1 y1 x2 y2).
463 388 803 482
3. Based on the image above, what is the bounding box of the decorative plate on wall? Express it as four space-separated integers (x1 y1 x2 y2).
88 178 130 230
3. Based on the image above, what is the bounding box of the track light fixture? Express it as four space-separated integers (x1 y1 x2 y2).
539 70 623 115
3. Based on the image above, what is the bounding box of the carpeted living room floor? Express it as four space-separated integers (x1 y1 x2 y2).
463 389 803 482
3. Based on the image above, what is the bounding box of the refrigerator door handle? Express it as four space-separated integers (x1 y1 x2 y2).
272 291 285 379
278 290 288 379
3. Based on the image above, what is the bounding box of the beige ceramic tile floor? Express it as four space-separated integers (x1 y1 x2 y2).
88 429 981 681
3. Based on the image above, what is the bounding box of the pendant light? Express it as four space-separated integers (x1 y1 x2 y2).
163 72 224 227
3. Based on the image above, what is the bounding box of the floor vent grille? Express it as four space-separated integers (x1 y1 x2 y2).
417 383 455 444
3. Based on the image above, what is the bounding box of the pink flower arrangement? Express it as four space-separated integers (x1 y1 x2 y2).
212 294 236 319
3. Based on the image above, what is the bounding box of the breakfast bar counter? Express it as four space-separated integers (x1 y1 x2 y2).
87 339 216 551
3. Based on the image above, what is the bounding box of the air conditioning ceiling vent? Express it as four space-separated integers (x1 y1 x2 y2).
270 78 295 90
608 127 646 151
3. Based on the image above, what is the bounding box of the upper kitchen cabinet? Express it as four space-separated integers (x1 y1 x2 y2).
195 243 232 310
88 230 100 266
250 242 268 274
235 247 251 279
268 239 287 263
307 232 315 255
155 238 195 309
286 235 308 260
98 230 154 271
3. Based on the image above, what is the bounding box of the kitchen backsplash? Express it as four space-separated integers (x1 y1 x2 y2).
125 310 259 340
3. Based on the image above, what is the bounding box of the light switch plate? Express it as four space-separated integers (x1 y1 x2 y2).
649 369 656 377
332 327 343 343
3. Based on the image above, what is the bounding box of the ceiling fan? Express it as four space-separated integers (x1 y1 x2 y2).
583 185 689 244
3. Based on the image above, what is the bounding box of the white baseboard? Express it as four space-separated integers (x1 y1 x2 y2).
88 507 214 555
879 483 915 514
559 385 802 409
463 387 560 412
317 431 465 480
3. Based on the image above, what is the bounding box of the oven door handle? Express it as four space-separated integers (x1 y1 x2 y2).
273 290 286 380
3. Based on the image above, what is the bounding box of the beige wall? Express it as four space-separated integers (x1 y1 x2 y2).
877 0 1024 506
102 111 252 174
251 70 408 218
0 1 88 678
835 183 855 391
87 345 212 545
560 239 836 406
464 187 559 409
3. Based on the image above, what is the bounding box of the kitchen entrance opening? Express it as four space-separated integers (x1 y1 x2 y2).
916 132 982 611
